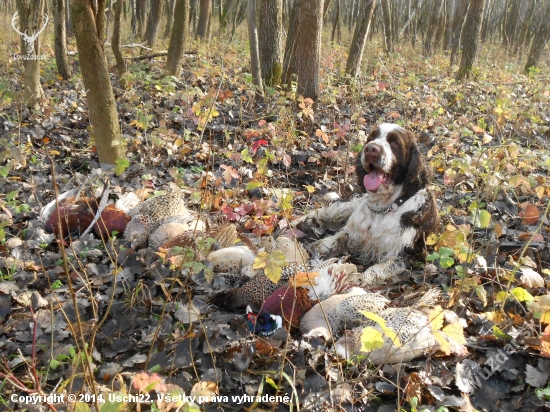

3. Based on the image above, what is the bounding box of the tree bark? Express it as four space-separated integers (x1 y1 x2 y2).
135 0 146 36
247 0 263 91
524 4 550 72
195 0 211 38
71 0 126 167
144 0 164 47
450 0 469 67
443 0 455 51
380 0 393 53
54 0 72 80
164 0 175 38
165 0 189 76
258 0 283 86
282 0 324 101
345 0 376 78
422 0 444 56
15 0 46 108
456 0 486 81
112 0 126 81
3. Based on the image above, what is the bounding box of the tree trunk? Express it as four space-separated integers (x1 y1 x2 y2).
380 0 393 53
195 0 211 38
330 0 341 43
259 0 283 86
345 0 376 78
112 0 126 81
96 0 107 41
247 0 263 91
524 4 550 73
513 0 536 57
422 0 444 56
15 0 46 108
71 0 126 167
443 0 455 51
503 0 519 50
165 0 189 76
65 0 74 36
164 0 175 38
135 0 146 36
282 0 324 101
456 0 486 81
144 0 164 47
450 0 469 67
54 0 72 80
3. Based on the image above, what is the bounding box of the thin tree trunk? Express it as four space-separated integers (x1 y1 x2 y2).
423 0 444 56
136 0 146 36
165 0 189 76
164 0 175 38
144 0 164 47
330 0 340 43
259 0 283 86
282 0 324 101
450 0 469 67
247 0 263 91
195 0 211 38
15 0 46 107
513 0 536 57
380 0 393 52
443 0 455 51
456 0 486 81
345 0 376 78
71 0 126 167
54 0 72 80
112 0 126 81
524 4 550 72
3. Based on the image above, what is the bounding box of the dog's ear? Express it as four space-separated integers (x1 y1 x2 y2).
356 151 368 192
402 135 431 199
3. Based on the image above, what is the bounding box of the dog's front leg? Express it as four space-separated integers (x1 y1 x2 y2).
311 230 350 258
292 195 366 235
359 257 406 286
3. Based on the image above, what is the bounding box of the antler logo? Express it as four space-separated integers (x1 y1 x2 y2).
12 11 49 55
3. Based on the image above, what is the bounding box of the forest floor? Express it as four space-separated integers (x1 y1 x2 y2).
1 31 550 412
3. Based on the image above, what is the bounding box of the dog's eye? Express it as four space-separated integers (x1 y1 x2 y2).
389 139 400 148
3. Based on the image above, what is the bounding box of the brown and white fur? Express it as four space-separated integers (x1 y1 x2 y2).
296 124 438 285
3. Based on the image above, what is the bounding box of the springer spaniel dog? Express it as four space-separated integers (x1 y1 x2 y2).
295 123 438 285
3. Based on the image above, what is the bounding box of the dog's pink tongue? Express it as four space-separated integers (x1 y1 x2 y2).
364 171 383 191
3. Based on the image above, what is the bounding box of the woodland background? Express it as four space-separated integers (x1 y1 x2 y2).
1 0 550 411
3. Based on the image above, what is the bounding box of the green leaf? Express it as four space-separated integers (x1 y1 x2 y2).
6 190 18 202
114 158 130 176
439 256 455 269
49 358 60 369
438 247 454 257
246 179 263 190
360 327 384 351
253 251 288 283
493 326 512 339
265 376 279 389
477 209 491 228
426 252 440 262
241 148 253 163
511 287 534 302
74 402 92 412
99 392 126 412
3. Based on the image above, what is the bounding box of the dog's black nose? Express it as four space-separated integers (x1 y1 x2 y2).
364 142 381 163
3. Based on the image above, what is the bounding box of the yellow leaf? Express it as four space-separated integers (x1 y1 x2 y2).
535 186 550 199
360 327 385 352
303 185 315 194
360 311 401 347
511 287 534 302
428 306 445 332
495 291 509 303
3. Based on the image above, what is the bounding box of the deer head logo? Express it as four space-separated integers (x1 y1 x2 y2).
12 11 49 55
